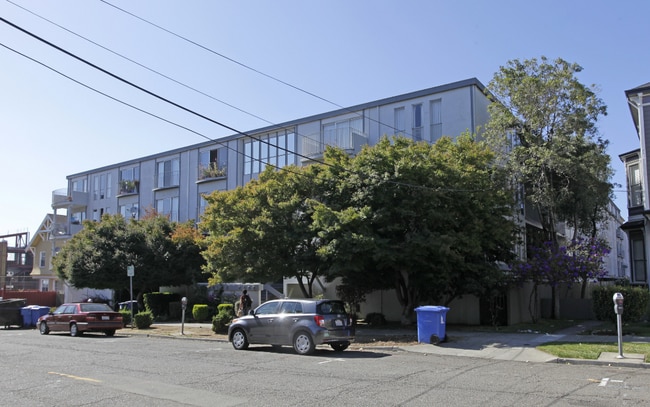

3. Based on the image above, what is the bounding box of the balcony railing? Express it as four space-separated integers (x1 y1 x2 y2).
198 163 227 180
301 128 368 157
52 188 88 209
118 180 139 195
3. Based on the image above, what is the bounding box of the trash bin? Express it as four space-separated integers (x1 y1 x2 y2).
20 305 51 328
414 305 449 344
30 306 51 327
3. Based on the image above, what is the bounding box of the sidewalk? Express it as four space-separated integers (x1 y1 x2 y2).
405 320 650 368
128 321 650 368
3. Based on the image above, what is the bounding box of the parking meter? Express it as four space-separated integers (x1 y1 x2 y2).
613 292 624 358
181 297 188 335
613 292 624 315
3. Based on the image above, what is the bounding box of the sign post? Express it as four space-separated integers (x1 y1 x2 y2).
127 265 135 329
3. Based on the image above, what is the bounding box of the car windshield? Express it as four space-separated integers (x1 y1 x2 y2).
318 301 346 315
80 303 113 312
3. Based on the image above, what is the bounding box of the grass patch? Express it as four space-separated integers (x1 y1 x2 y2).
538 342 650 363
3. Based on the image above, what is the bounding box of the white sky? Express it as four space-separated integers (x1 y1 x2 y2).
0 0 646 236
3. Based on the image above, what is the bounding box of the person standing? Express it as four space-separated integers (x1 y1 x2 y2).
239 289 252 316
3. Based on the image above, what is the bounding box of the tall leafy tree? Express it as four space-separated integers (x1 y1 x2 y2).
484 56 612 245
53 213 205 301
201 165 330 297
316 135 519 323
484 57 614 315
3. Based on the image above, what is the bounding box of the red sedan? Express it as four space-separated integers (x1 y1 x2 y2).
38 302 123 337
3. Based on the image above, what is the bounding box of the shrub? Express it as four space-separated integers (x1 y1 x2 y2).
364 312 386 326
593 285 650 323
119 310 132 326
192 304 210 322
134 311 154 329
212 303 236 334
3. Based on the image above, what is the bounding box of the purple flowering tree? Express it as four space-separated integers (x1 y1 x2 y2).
511 238 610 321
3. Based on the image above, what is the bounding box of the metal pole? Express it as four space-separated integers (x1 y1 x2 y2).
129 275 134 329
616 313 624 359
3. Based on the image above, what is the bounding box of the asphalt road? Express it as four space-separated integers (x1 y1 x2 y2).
2 328 650 406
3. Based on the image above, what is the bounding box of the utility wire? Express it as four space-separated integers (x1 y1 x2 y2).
99 0 407 139
0 16 487 194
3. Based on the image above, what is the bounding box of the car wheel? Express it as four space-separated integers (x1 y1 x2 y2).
293 331 315 355
104 329 116 337
70 323 82 337
231 329 249 350
330 341 350 352
39 321 50 335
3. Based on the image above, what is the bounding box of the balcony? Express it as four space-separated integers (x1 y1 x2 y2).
301 128 368 158
118 180 139 195
52 188 88 210
198 163 227 181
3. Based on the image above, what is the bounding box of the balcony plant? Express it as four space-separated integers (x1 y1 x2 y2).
200 163 227 179
119 180 138 194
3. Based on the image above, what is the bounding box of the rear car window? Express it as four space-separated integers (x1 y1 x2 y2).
317 301 346 315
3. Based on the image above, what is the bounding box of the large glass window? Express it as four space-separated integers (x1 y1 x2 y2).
199 146 228 180
243 129 296 176
323 117 362 148
156 196 179 221
119 167 140 194
628 162 643 207
412 104 422 141
156 158 180 188
119 203 139 220
429 99 442 142
630 231 647 283
394 107 405 136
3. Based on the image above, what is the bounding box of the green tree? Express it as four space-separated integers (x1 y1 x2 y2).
201 165 330 297
484 56 612 244
484 57 614 313
53 213 205 301
316 135 518 323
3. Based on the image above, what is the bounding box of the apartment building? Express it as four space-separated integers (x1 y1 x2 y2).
51 78 489 236
39 78 628 321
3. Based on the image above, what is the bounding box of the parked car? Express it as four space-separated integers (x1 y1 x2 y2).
228 299 355 355
38 302 123 337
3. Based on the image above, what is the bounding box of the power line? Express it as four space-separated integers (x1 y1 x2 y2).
0 16 491 195
98 0 408 139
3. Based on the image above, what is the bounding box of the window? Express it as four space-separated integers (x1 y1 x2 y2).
628 163 643 207
243 129 296 176
394 107 405 136
119 167 140 194
323 117 363 148
412 104 423 141
156 158 180 188
280 302 302 314
71 211 86 224
630 231 647 283
199 146 228 179
429 99 442 142
119 203 139 219
156 196 179 221
41 280 49 292
72 179 87 193
93 174 107 200
39 251 46 268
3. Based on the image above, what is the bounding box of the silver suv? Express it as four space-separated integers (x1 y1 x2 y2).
228 299 355 355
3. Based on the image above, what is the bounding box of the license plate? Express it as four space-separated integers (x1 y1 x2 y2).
334 319 343 326
102 316 110 321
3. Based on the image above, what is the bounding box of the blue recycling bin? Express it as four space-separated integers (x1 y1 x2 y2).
20 306 51 327
415 305 449 344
